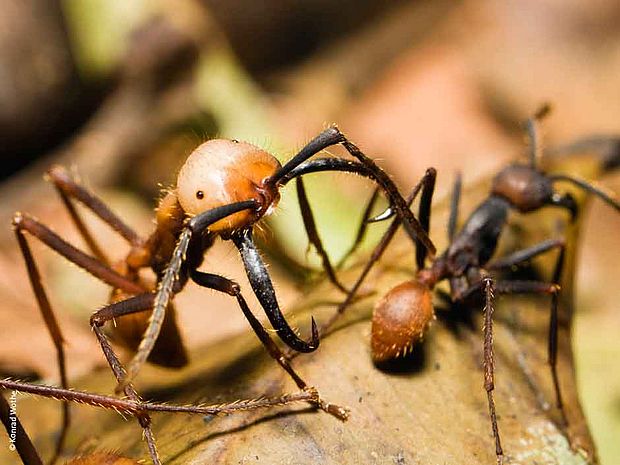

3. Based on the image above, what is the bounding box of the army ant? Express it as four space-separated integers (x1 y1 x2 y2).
317 107 620 464
9 126 434 463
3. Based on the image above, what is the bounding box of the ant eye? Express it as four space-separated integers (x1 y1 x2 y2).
196 190 204 200
232 139 239 143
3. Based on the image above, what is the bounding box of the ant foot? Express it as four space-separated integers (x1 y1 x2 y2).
303 387 349 421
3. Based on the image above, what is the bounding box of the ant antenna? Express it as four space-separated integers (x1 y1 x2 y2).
526 103 552 169
549 174 620 212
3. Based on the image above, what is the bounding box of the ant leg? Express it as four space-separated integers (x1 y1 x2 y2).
277 154 430 263
89 291 188 370
13 213 144 294
231 227 319 353
190 270 349 421
491 280 565 424
487 238 564 270
276 158 382 268
46 166 143 252
365 167 436 271
316 168 436 340
415 168 437 269
485 236 567 420
447 172 462 242
12 213 150 463
120 200 259 389
91 293 323 414
267 127 436 256
295 176 348 293
461 271 566 420
1 393 43 465
91 325 162 465
481 278 504 465
337 187 380 268
549 245 566 419
338 134 435 255
14 218 69 465
461 274 564 464
1 379 320 419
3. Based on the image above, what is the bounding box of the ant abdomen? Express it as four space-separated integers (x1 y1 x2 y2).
371 280 434 363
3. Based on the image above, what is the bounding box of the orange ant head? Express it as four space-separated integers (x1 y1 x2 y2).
177 139 282 233
371 279 435 363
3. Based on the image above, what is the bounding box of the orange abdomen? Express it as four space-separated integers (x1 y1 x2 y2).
371 280 434 363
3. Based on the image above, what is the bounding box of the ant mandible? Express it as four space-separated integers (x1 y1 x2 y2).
12 126 435 464
317 106 620 464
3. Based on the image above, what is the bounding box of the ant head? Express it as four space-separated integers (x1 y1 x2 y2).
371 279 434 363
491 164 554 213
177 139 282 233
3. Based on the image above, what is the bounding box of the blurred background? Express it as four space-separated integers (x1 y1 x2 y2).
0 0 618 463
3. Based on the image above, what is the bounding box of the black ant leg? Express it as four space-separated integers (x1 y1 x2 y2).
463 272 565 465
448 172 462 242
315 168 436 340
190 270 349 421
1 393 43 465
91 324 162 465
493 279 565 418
486 238 568 417
46 166 142 268
365 168 437 239
337 187 380 268
481 278 503 465
121 200 259 389
340 136 435 256
487 238 564 270
415 168 437 270
232 228 319 353
295 177 348 293
267 127 436 256
549 244 566 417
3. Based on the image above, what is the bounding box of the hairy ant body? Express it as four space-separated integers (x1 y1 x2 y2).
10 126 434 464
319 108 620 464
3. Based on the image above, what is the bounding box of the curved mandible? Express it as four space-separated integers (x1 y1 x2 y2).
232 227 319 353
119 200 260 390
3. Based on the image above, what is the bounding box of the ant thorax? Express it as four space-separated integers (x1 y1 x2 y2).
176 139 282 234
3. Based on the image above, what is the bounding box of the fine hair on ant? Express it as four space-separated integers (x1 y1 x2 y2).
7 126 435 464
316 106 620 464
